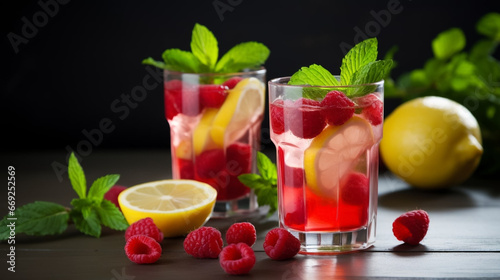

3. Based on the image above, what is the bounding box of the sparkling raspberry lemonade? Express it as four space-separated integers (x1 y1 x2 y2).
165 70 266 217
269 77 384 254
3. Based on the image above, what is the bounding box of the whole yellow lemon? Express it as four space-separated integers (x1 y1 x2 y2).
380 96 483 188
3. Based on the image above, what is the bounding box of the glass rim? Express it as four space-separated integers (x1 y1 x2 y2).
164 67 266 77
268 76 384 88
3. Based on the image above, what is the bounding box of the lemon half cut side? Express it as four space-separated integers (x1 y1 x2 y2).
118 179 217 238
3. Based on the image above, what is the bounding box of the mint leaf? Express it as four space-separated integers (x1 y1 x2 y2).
476 12 500 41
238 152 278 217
162 49 206 73
238 173 269 190
96 200 129 231
215 42 270 73
302 87 333 100
340 38 378 85
71 208 101 238
191 23 218 71
0 201 69 239
87 174 120 201
432 28 466 60
349 59 393 96
70 198 94 219
288 64 339 86
255 187 278 218
256 152 277 184
68 152 86 199
142 57 166 69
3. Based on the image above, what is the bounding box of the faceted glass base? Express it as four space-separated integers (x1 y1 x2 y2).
211 192 258 218
288 220 376 255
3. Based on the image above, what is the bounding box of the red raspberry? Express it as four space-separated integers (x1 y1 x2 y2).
263 228 301 260
125 217 164 243
199 84 229 108
164 80 185 120
195 149 225 178
392 210 430 245
124 235 162 264
270 99 285 134
184 227 223 258
288 98 326 139
226 222 257 246
104 185 127 211
340 172 369 206
219 243 256 275
226 142 252 176
320 91 355 126
357 93 383 125
223 77 244 89
164 80 202 119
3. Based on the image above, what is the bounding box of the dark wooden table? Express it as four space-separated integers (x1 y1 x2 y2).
2 149 500 279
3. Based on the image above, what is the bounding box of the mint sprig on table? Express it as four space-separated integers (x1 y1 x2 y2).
288 38 393 98
143 23 270 73
238 152 278 217
0 153 128 240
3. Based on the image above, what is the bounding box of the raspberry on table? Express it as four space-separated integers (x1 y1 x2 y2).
183 226 223 258
199 84 229 108
195 149 226 179
219 243 256 275
124 235 162 264
356 93 383 125
288 98 326 139
320 90 355 126
263 228 301 260
340 172 369 206
226 222 257 247
223 77 243 89
392 210 430 245
104 185 127 211
125 217 164 243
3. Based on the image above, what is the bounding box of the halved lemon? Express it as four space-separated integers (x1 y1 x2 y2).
118 180 217 238
210 78 265 147
304 116 375 198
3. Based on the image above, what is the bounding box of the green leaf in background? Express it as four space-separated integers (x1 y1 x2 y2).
288 64 339 86
96 200 129 231
469 39 498 62
256 152 277 185
432 28 466 60
340 37 378 85
476 12 500 41
0 201 69 239
141 57 166 69
87 174 120 201
190 23 219 71
68 152 86 199
255 186 278 217
215 42 270 73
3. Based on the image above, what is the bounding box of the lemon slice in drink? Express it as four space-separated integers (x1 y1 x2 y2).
304 116 374 197
193 108 219 155
210 78 265 147
118 180 217 238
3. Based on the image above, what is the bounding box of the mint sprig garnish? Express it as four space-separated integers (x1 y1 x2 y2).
238 152 277 217
143 23 270 73
0 153 129 240
288 38 392 98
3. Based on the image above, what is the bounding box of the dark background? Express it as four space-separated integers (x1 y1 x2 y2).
2 0 499 153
